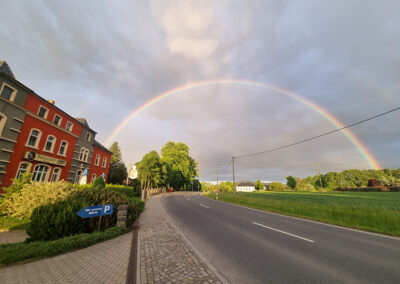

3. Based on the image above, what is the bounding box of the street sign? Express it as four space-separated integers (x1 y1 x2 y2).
76 204 114 219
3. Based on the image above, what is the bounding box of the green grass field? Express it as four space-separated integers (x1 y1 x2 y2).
205 191 400 236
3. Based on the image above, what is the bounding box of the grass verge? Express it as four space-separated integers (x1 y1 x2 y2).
0 215 30 231
206 192 400 236
0 226 129 267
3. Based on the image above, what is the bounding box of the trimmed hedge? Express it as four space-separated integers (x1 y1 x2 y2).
27 187 144 241
0 227 129 266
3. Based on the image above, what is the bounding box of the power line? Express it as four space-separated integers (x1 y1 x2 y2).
235 106 400 159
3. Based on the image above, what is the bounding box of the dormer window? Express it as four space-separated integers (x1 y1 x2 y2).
38 106 48 119
0 84 16 101
86 132 91 141
53 114 61 126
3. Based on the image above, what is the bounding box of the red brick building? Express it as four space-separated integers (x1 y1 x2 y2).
0 61 112 192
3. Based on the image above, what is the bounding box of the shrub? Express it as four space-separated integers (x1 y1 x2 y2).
0 181 74 219
27 187 144 241
269 182 287 191
92 177 106 188
27 197 90 241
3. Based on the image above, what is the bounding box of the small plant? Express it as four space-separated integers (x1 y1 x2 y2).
92 176 106 188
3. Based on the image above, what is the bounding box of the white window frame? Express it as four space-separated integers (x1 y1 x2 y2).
75 170 83 184
32 164 50 182
15 162 30 179
102 157 107 168
58 140 68 156
43 135 56 153
0 113 7 136
66 121 73 132
91 174 96 183
26 128 42 149
79 147 89 162
37 105 49 119
51 167 61 182
0 83 17 102
95 154 100 166
53 114 62 126
85 132 91 142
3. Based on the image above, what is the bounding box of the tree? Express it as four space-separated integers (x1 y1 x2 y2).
107 141 127 184
161 141 198 190
269 182 287 191
286 176 296 189
136 150 167 189
255 179 264 190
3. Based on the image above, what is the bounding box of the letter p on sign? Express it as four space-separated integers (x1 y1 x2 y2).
104 205 111 214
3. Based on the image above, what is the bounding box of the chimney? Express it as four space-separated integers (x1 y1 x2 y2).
48 100 55 105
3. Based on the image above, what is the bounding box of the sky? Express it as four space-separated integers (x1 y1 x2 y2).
1 0 399 182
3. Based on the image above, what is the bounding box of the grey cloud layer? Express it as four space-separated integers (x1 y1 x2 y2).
1 0 399 180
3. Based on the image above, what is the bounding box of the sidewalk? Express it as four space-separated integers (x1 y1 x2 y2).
0 231 132 283
138 194 224 284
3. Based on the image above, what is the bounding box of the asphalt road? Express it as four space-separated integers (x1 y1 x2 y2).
162 192 400 284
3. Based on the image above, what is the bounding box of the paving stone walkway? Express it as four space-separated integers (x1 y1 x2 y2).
0 231 132 283
139 194 224 284
0 230 28 244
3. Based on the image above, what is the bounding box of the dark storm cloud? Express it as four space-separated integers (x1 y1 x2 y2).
1 0 399 181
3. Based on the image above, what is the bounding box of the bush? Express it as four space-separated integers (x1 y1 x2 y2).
27 187 144 241
0 181 74 219
93 177 106 188
269 182 287 191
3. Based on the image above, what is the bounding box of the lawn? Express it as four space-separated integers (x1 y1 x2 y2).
205 191 400 236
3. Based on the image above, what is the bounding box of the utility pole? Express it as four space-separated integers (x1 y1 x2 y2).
232 156 236 193
316 162 323 190
216 170 219 188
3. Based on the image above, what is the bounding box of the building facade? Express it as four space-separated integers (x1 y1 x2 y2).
0 61 111 192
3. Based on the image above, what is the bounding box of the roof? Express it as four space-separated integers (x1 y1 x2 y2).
0 61 15 79
237 181 255 187
93 140 113 154
0 60 97 133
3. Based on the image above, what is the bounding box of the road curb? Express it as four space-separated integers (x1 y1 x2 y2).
161 193 230 284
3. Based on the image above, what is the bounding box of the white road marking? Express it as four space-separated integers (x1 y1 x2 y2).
200 204 210 209
252 222 315 243
187 198 191 201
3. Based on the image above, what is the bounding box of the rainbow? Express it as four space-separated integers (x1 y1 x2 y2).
105 79 381 170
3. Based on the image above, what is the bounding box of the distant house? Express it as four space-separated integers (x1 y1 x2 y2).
236 181 255 192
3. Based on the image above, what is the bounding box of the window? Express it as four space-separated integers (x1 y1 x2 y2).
79 147 89 162
102 157 107 168
26 129 41 148
86 132 91 141
0 113 7 136
58 141 68 156
16 163 30 179
95 154 100 166
91 174 96 183
44 135 56 152
37 106 48 119
51 168 61 182
32 164 50 182
75 170 82 184
53 115 61 126
66 122 73 132
0 84 16 101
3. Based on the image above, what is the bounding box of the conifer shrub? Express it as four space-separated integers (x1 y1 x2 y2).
92 176 106 188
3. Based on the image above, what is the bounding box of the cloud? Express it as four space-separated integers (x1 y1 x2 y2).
0 0 399 182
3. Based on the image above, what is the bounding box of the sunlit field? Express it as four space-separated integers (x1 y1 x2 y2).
206 191 400 236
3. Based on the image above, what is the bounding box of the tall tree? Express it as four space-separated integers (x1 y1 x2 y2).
136 150 167 189
107 141 127 184
161 141 198 190
255 179 264 190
